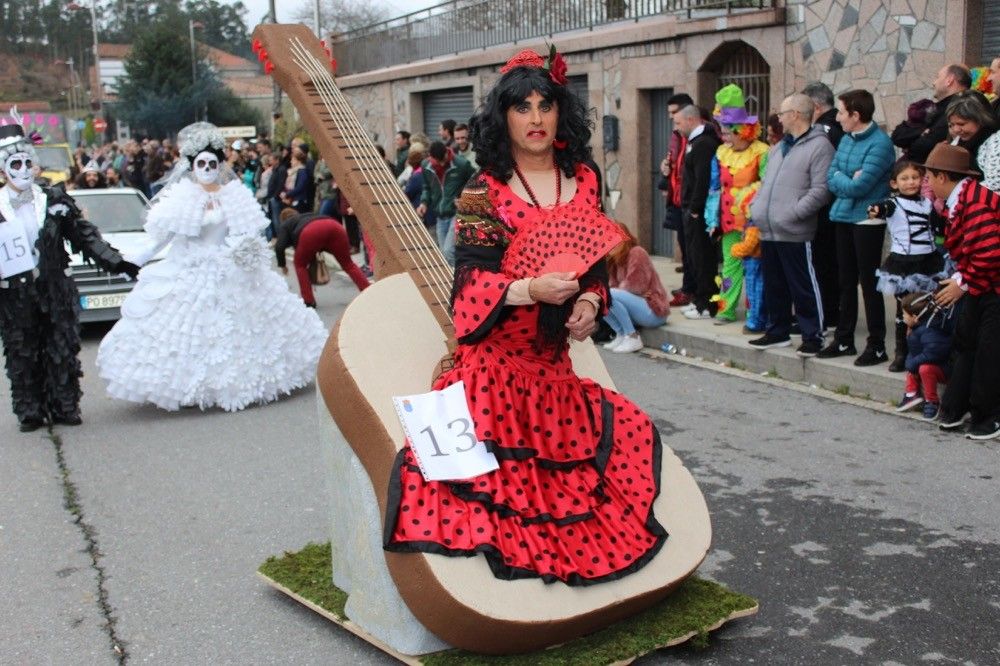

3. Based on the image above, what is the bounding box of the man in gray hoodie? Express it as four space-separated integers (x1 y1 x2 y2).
748 93 834 357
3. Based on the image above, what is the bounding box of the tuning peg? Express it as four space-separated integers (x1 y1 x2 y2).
251 39 262 54
320 39 327 48
257 48 268 63
330 58 337 73
265 60 275 74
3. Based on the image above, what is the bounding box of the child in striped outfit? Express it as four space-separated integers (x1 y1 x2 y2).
870 160 946 372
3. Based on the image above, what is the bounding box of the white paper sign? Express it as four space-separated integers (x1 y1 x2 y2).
392 381 500 482
0 220 35 278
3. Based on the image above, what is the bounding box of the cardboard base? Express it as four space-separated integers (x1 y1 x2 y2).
258 543 759 665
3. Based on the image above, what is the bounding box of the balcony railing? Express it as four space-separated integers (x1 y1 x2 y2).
331 0 774 76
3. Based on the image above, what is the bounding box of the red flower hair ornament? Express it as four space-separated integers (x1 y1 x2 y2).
500 44 569 86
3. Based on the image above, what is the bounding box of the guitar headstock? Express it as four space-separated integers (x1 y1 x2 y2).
252 24 336 87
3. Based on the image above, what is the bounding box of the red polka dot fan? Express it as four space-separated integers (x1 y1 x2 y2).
500 202 627 279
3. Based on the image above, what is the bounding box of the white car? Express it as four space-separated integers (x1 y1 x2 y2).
67 187 166 323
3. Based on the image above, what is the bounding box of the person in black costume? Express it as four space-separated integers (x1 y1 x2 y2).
0 116 139 432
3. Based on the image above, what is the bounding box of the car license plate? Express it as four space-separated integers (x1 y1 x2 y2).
80 292 128 310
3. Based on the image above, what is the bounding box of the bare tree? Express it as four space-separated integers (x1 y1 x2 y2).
290 0 393 38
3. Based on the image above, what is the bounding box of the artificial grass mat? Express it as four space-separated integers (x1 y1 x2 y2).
259 542 758 665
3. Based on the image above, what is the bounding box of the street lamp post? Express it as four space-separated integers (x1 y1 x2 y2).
67 1 101 118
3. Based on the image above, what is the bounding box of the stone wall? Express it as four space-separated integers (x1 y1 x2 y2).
785 0 970 126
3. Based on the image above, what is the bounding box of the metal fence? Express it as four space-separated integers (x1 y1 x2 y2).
331 0 774 75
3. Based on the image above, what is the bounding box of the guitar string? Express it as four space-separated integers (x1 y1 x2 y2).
289 42 454 312
289 39 455 314
298 49 457 316
288 40 453 309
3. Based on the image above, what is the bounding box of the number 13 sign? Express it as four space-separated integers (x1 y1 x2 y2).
392 381 499 482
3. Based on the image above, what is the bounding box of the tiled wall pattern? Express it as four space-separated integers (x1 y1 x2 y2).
784 0 963 125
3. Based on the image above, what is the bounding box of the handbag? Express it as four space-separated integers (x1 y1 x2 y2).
308 253 331 285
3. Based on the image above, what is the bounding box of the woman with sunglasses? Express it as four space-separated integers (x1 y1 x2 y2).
97 122 327 412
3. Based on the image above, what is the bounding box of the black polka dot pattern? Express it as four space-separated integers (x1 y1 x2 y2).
385 165 665 584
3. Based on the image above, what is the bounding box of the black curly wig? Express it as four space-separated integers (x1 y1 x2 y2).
470 65 593 182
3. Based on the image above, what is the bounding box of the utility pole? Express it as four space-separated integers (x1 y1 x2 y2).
189 20 203 121
314 0 321 38
270 0 282 139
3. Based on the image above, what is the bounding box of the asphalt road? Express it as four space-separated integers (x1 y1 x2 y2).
2 271 998 665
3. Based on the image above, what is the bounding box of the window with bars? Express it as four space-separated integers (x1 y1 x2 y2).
700 41 771 119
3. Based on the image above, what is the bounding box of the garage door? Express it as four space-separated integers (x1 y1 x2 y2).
423 87 475 137
984 0 1000 63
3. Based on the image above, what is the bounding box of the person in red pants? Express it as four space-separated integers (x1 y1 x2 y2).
274 208 370 306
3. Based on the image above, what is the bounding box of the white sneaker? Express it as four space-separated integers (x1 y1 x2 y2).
602 336 622 350
683 308 713 320
680 302 698 314
613 335 644 353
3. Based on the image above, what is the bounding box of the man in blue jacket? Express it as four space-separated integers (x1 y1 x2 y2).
818 89 896 366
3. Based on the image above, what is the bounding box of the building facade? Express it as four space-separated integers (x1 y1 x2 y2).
331 0 996 255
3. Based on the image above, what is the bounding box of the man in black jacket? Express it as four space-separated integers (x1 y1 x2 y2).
0 122 139 431
266 145 290 240
804 81 843 330
677 104 722 319
901 64 971 163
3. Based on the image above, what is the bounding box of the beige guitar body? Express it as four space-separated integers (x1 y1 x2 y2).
317 273 712 654
253 23 713 655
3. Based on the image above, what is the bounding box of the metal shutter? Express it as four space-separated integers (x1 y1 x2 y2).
422 87 475 137
984 0 1000 63
649 88 674 257
567 74 588 107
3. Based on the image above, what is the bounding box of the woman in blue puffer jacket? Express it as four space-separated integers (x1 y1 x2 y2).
819 89 897 367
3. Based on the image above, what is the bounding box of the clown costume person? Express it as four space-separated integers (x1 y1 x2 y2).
704 85 769 326
0 110 139 432
97 123 327 412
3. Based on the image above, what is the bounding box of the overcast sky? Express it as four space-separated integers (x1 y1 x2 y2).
237 0 441 26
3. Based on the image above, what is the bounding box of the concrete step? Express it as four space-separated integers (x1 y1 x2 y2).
626 256 904 405
636 323 900 404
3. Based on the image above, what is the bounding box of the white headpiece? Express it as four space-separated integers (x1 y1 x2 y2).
177 122 226 159
0 107 39 166
149 121 235 202
1 107 38 190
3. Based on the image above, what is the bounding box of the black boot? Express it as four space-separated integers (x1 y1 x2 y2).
888 320 907 373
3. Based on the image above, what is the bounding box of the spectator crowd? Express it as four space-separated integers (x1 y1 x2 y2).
656 57 1000 440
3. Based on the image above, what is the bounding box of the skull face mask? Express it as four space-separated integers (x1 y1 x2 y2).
4 152 34 191
192 151 220 185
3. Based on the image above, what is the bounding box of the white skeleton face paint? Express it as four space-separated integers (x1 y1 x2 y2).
4 152 34 190
192 150 220 185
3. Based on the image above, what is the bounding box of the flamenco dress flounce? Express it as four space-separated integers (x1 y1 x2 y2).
384 167 667 585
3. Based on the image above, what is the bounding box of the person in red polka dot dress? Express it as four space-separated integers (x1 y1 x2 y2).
384 48 668 585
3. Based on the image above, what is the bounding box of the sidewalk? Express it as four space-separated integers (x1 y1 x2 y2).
638 256 902 406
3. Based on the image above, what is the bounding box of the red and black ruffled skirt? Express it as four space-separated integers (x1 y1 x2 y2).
384 305 667 585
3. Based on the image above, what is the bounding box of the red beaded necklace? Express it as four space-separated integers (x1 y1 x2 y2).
513 161 561 208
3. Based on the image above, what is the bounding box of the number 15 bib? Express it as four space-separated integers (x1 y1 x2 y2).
0 219 36 279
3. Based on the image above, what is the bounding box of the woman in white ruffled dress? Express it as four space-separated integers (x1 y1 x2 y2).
97 123 328 412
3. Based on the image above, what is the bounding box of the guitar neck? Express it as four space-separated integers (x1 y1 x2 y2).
253 24 455 341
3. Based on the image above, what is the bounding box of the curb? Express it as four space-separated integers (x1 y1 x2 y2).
638 324 901 405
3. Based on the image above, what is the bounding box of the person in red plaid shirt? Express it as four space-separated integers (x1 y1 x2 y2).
923 143 1000 440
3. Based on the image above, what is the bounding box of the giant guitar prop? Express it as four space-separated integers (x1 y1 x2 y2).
253 23 713 656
